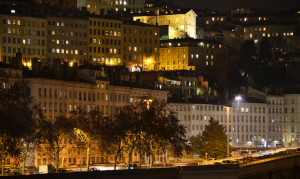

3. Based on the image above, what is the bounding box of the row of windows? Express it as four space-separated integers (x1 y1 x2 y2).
48 48 86 55
2 48 45 55
161 54 213 60
123 54 157 61
171 104 266 113
39 102 109 115
89 47 121 54
48 30 87 37
3 19 45 27
47 21 87 28
180 114 267 123
90 29 121 37
90 56 121 63
254 26 294 32
125 46 157 53
89 21 121 28
268 99 283 105
103 0 143 5
3 37 45 46
124 37 158 44
89 38 121 46
49 39 87 46
38 87 109 99
124 28 157 35
3 28 45 36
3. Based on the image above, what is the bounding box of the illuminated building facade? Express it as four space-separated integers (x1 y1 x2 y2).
123 21 160 71
77 0 101 15
133 9 197 39
0 12 47 69
46 11 89 67
159 39 228 71
100 0 145 14
88 16 123 66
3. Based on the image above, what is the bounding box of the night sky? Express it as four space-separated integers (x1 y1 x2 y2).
166 0 300 13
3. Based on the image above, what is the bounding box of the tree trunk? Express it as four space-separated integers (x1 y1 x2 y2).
2 157 4 176
114 154 118 170
150 154 153 168
86 146 90 171
56 146 59 173
22 146 28 175
127 145 135 170
139 148 142 168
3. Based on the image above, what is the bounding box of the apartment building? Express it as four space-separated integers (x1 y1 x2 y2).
100 0 145 14
283 94 300 147
123 21 160 71
77 0 101 15
0 10 47 68
46 8 89 67
159 39 228 71
88 15 123 66
133 9 197 39
169 97 270 147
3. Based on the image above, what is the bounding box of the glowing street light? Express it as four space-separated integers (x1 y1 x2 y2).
74 128 87 171
235 95 242 145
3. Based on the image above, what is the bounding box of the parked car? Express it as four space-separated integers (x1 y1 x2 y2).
222 160 232 164
89 168 100 171
213 162 222 165
68 163 78 167
126 164 138 168
25 171 35 175
59 169 74 173
9 171 22 176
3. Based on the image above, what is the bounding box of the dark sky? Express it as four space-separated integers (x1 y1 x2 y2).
166 0 300 13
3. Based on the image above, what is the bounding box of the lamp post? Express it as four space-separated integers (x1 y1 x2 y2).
225 105 231 158
74 128 85 172
235 95 241 146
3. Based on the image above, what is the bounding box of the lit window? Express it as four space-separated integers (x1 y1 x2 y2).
22 39 26 44
206 61 208 65
155 48 157 52
28 39 31 44
98 39 101 44
129 46 131 51
52 31 55 35
56 40 59 44
249 34 252 38
87 4 90 8
114 49 117 54
291 32 294 36
283 33 286 36
211 55 213 59
66 40 69 45
7 19 11 24
56 49 60 53
52 48 55 53
93 39 96 44
263 33 265 37
93 56 96 61
66 50 69 54
191 54 193 58
57 21 60 26
196 54 198 59
75 50 78 55
183 54 185 58
154 31 157 35
61 22 64 26
211 61 213 65
244 18 247 21
263 27 266 31
11 10 15 13
61 49 64 54
71 50 73 54
212 17 214 21
178 43 180 46
206 55 208 59
134 47 137 51
7 28 11 33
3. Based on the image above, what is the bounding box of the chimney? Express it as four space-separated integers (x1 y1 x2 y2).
63 61 69 78
136 73 143 86
82 6 87 17
31 57 39 75
72 62 78 79
54 58 61 78
118 67 122 84
16 52 23 70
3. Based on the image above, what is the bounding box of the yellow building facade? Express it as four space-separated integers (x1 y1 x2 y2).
0 14 47 69
133 9 197 39
159 39 228 71
123 21 160 71
88 16 123 66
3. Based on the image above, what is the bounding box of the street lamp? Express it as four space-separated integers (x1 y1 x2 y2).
224 105 231 158
235 95 241 145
